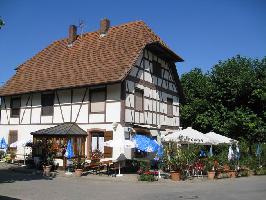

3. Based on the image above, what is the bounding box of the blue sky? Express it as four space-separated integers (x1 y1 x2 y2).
0 0 265 85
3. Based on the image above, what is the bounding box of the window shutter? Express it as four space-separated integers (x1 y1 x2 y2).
8 130 18 145
104 131 113 158
87 132 92 159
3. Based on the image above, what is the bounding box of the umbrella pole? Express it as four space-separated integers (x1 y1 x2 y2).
21 146 26 167
116 162 123 177
187 143 189 164
65 159 72 175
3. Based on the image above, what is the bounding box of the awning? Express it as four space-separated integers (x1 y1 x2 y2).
10 138 32 148
30 123 87 136
163 127 212 145
205 132 237 145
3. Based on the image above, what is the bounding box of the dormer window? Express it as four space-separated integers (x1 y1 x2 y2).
41 93 54 116
152 60 162 78
10 97 21 118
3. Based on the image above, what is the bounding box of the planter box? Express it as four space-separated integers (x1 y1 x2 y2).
208 171 215 180
227 170 236 178
171 172 181 181
75 169 83 177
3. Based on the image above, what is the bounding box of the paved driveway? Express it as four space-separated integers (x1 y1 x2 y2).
0 165 265 200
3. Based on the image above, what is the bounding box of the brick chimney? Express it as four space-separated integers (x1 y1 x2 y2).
68 25 77 44
99 18 110 35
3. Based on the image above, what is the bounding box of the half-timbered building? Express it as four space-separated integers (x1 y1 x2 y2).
0 19 183 165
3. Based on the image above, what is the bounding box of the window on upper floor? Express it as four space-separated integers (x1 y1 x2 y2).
135 88 144 112
90 89 105 113
10 97 21 118
167 98 173 117
41 93 55 116
152 60 162 78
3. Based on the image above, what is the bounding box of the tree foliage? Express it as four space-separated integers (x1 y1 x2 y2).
180 55 266 143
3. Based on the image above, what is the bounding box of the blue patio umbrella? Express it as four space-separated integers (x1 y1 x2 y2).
65 140 75 159
132 134 160 153
0 137 7 149
156 145 164 157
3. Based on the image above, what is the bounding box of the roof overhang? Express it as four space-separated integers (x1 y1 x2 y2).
30 123 87 136
146 42 184 63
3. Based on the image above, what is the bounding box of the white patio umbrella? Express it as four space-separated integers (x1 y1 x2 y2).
205 132 237 145
10 138 33 148
228 145 234 161
104 139 135 176
163 127 212 145
104 139 136 149
10 138 32 166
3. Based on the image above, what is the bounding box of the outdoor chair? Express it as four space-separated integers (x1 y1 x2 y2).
193 161 204 178
184 164 193 179
107 162 119 177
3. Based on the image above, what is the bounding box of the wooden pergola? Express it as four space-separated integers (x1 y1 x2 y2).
30 122 87 169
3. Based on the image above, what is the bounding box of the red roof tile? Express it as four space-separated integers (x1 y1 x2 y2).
0 21 183 96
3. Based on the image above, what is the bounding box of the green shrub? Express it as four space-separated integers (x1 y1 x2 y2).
138 174 156 182
254 168 266 175
237 170 249 177
0 150 5 159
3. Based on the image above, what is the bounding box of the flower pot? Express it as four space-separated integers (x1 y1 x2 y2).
171 171 181 181
228 170 236 178
223 164 230 171
75 169 83 177
208 171 215 180
44 165 52 176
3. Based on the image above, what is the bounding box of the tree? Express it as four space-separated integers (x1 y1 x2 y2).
180 55 266 144
180 68 211 129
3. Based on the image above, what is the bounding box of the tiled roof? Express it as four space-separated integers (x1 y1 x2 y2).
0 21 183 96
30 122 87 136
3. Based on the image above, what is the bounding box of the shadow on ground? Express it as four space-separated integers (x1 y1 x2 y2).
0 195 21 200
0 168 54 184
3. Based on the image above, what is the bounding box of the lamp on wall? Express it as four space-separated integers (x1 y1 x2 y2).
112 122 119 131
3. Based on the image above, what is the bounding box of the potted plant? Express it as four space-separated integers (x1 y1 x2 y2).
42 140 56 176
205 158 216 180
73 156 84 177
163 143 187 181
91 149 103 163
227 161 236 178
43 153 54 176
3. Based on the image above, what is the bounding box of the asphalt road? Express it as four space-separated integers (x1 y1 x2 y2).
0 168 265 200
